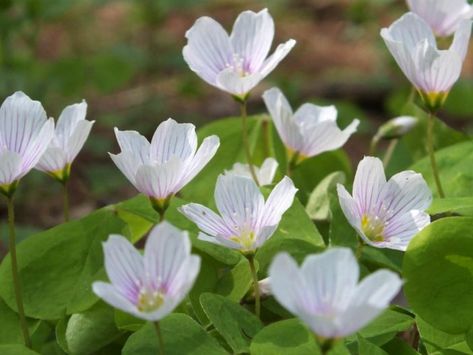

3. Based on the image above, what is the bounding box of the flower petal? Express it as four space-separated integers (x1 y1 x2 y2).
178 135 220 190
109 152 140 187
450 19 472 61
230 8 274 73
20 117 55 174
337 183 362 232
183 16 233 86
382 210 430 251
102 235 143 304
216 68 263 96
259 39 296 78
258 157 278 186
150 118 197 164
92 282 138 315
114 128 150 165
134 159 185 199
36 147 67 173
352 156 386 216
259 176 297 228
380 170 432 218
179 203 233 237
0 151 22 186
55 101 88 145
214 174 264 234
339 269 402 336
64 120 94 163
197 232 242 250
262 87 302 152
0 91 48 155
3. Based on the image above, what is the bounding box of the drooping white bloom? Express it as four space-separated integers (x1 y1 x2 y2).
179 174 297 254
110 118 220 212
183 8 296 99
380 12 472 111
269 248 402 339
36 101 94 182
407 0 473 37
226 157 278 186
337 156 432 251
0 91 55 197
374 116 417 141
262 87 359 163
93 222 200 321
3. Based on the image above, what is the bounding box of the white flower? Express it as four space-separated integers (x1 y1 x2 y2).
375 116 417 140
110 118 219 212
337 156 432 251
226 157 278 186
407 0 473 37
380 12 472 110
262 87 359 163
93 222 200 321
183 8 296 98
269 248 403 339
179 174 297 254
36 101 94 182
0 91 54 197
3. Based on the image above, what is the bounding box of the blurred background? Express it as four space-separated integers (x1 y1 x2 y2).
1 0 473 246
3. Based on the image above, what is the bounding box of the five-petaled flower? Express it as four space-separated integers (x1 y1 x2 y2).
0 91 55 197
226 157 278 186
179 173 297 254
92 222 201 321
337 156 432 251
36 100 94 183
183 8 296 100
269 248 403 339
263 87 359 166
110 118 219 215
407 0 473 37
381 12 472 112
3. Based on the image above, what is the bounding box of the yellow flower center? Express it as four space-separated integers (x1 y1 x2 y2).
361 214 385 242
418 91 448 113
230 231 256 252
137 289 165 313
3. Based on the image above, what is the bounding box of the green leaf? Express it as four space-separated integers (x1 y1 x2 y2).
250 319 320 355
306 171 346 221
55 318 68 353
329 191 357 248
122 314 226 355
0 344 38 354
256 198 325 274
181 116 265 204
215 258 253 302
428 197 473 216
0 208 127 320
410 141 473 198
65 302 121 355
381 338 419 355
114 310 145 332
348 308 414 346
0 298 38 345
417 317 470 354
200 293 263 354
404 217 473 334
292 151 352 204
357 335 389 355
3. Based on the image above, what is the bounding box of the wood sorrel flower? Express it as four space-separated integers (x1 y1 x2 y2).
36 101 94 183
262 87 359 165
269 248 402 339
337 156 432 251
92 222 200 321
110 118 219 215
183 8 296 99
380 12 472 112
0 91 55 197
407 0 473 37
226 157 278 186
179 174 297 254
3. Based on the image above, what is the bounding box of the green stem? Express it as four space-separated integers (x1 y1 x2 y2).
247 255 260 319
369 136 378 156
63 182 70 222
286 152 299 178
240 101 260 186
159 211 165 223
426 112 445 198
154 321 165 355
382 139 398 168
262 119 271 158
355 238 364 260
7 197 31 348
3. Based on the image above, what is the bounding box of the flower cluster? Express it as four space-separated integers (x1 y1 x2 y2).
3 2 468 352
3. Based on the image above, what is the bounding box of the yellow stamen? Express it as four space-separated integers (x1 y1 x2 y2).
361 214 385 242
137 290 165 313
